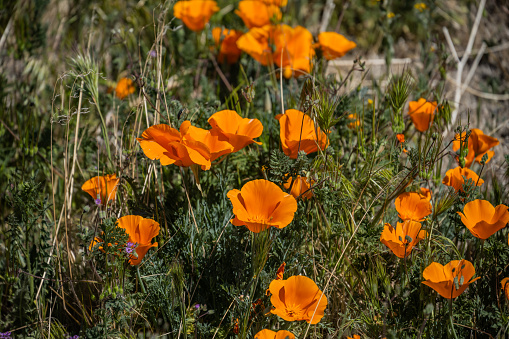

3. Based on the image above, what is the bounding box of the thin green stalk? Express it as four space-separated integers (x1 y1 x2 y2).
448 298 459 339
137 266 146 294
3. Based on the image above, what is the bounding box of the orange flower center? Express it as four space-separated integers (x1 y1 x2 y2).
283 303 305 319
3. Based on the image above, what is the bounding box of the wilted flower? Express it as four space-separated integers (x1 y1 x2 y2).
254 329 295 339
236 1 281 29
117 215 160 265
227 179 297 233
315 32 356 61
236 25 273 66
275 109 329 159
442 166 484 192
115 77 136 100
272 25 315 78
268 275 327 324
422 259 479 299
208 110 263 153
137 122 212 170
394 192 432 221
283 175 314 200
457 199 509 239
82 174 120 206
380 220 427 258
212 28 243 64
173 0 219 31
452 128 499 168
501 278 509 300
408 98 437 132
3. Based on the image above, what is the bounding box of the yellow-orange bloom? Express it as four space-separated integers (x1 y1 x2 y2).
283 175 314 200
420 187 432 201
273 25 315 78
452 128 499 168
275 109 329 159
395 192 432 221
137 122 212 170
212 28 243 64
227 179 297 233
236 25 273 66
254 329 295 339
115 77 136 100
380 220 427 258
117 215 160 265
82 174 120 206
457 199 509 239
408 98 437 132
422 259 479 299
262 0 287 6
501 278 509 300
347 335 361 339
269 275 327 324
208 110 263 153
442 166 484 192
347 113 361 130
173 0 219 31
316 32 356 61
236 1 281 29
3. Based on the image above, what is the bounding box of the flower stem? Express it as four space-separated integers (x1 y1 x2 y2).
448 298 459 339
137 266 146 294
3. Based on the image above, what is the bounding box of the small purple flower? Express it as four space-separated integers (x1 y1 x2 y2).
125 242 136 254
66 336 79 339
149 50 157 58
195 304 200 309
94 198 102 205
0 332 12 339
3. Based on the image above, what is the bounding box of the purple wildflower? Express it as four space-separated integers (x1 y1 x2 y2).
125 242 135 254
0 332 12 339
94 198 102 205
149 50 157 58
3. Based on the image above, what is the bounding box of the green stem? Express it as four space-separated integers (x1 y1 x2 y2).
93 98 112 165
448 298 459 339
137 266 146 294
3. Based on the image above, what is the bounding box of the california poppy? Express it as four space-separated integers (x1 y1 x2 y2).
227 179 297 233
115 77 136 100
137 121 212 170
501 278 509 300
422 259 479 298
283 175 314 200
347 336 361 339
380 220 427 258
236 25 273 66
316 32 356 61
394 192 432 221
408 98 437 132
275 109 329 159
262 0 287 6
347 114 361 130
254 329 295 339
269 275 327 324
173 0 219 31
236 1 281 29
180 122 234 161
82 174 120 206
272 25 315 78
457 199 509 239
208 110 263 153
212 28 243 64
452 128 499 168
420 187 432 201
442 166 484 192
117 215 160 265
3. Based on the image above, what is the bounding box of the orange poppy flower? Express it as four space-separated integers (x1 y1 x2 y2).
269 275 327 324
422 259 479 299
212 28 243 64
347 114 361 130
316 32 356 61
394 192 432 221
82 174 120 206
283 175 314 200
396 133 405 143
380 220 427 258
236 1 281 29
179 122 234 161
408 98 437 132
236 25 273 66
173 0 219 31
501 278 509 300
442 166 484 192
208 110 263 153
137 121 212 170
227 179 297 233
254 329 295 339
272 25 315 78
420 187 432 201
262 0 287 6
275 109 329 159
115 77 136 100
117 215 160 265
452 128 499 167
457 199 509 239
347 336 361 339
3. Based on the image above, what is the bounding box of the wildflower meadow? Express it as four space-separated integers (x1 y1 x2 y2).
1 0 509 338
